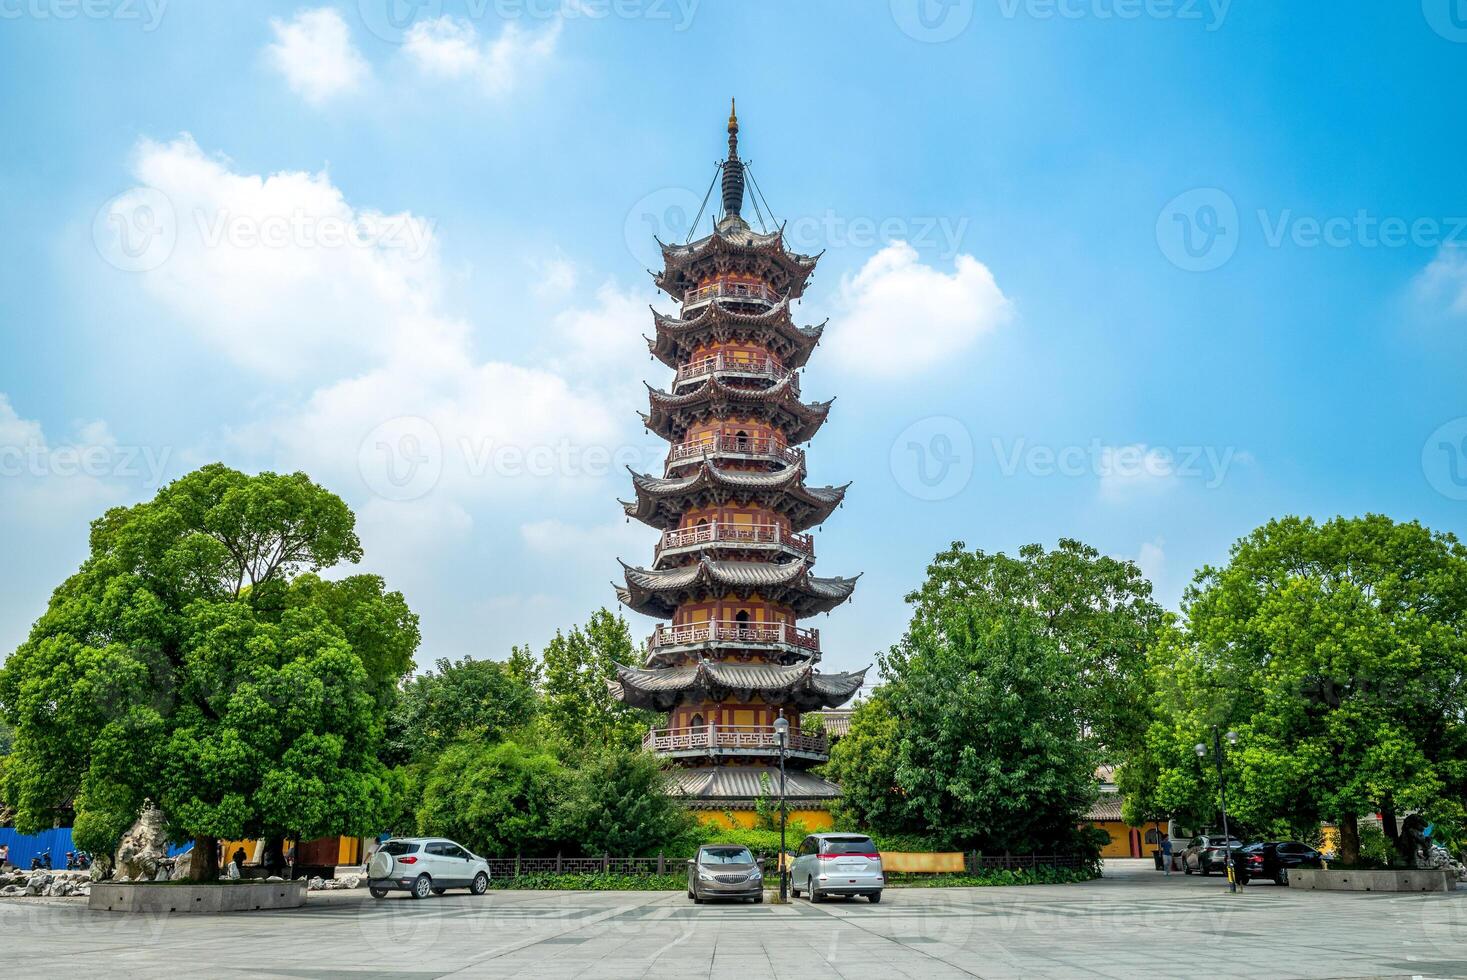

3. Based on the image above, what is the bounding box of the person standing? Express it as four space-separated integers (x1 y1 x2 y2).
1160 836 1173 876
0 843 9 870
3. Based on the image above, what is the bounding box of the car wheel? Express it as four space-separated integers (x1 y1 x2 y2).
1200 864 1210 876
411 874 432 900
369 887 389 899
1183 864 1192 875
868 891 882 904
471 872 489 895
754 892 764 904
1277 869 1289 887
687 887 695 899
810 881 823 904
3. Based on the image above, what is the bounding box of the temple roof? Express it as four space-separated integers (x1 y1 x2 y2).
666 765 843 802
607 660 867 712
642 375 832 444
654 221 820 303
647 299 825 370
615 557 859 618
621 461 848 532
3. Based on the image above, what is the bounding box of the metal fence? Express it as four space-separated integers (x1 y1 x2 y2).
480 852 1089 879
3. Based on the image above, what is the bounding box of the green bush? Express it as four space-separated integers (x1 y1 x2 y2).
887 865 1098 887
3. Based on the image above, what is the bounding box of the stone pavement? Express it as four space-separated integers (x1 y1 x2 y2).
6 859 1466 978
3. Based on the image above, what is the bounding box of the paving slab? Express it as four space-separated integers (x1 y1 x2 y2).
4 860 1463 978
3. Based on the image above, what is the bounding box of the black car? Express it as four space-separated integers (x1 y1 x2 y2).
1238 841 1323 885
1181 835 1244 875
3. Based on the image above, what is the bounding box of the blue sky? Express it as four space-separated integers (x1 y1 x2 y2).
3 0 1467 678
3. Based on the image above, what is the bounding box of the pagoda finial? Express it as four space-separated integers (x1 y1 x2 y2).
721 98 745 219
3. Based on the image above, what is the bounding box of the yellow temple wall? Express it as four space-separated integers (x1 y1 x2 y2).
695 809 835 831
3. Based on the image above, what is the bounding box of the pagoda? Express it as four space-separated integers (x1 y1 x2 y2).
609 103 865 816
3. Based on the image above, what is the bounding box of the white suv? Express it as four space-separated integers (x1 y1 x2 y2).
367 838 491 899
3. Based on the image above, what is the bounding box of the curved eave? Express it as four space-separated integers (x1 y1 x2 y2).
648 301 824 370
655 228 819 301
614 559 860 618
606 662 867 712
623 464 848 532
642 376 833 444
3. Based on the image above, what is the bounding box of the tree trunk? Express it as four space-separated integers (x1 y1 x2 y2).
1337 814 1360 866
261 837 287 875
1381 800 1399 844
190 834 220 881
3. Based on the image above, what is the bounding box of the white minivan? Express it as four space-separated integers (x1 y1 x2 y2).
789 833 884 903
367 838 491 899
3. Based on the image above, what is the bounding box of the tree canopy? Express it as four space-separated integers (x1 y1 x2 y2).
1127 514 1467 863
0 464 419 874
827 540 1149 853
541 609 657 752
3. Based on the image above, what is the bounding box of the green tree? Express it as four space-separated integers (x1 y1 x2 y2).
1136 515 1467 864
553 748 696 856
541 609 656 751
383 656 540 767
893 540 1163 759
0 464 418 878
416 740 568 857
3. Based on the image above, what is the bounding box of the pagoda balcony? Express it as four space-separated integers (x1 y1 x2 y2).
648 618 820 654
655 522 815 562
682 280 780 312
643 723 828 763
675 351 794 390
665 433 804 472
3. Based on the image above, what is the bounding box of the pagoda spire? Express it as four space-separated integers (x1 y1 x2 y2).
721 98 745 219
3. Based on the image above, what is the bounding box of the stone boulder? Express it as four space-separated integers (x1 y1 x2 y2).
114 804 169 881
170 848 193 880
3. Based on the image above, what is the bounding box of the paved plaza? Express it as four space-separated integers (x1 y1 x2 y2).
6 861 1465 978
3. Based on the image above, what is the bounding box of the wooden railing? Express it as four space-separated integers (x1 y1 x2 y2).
683 280 780 310
665 434 803 469
643 723 828 756
656 522 813 558
649 618 819 651
676 352 788 386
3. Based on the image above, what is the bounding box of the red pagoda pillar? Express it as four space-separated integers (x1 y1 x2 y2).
609 103 865 814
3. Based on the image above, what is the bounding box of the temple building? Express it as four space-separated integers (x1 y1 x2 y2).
609 104 864 829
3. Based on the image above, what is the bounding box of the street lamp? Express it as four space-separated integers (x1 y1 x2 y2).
773 711 789 902
1195 728 1239 893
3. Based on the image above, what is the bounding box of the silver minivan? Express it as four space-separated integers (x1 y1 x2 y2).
789 833 884 903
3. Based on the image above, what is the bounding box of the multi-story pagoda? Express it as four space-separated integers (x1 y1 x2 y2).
609 104 865 819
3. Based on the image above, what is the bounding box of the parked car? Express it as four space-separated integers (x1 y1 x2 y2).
366 838 491 899
1181 835 1244 876
687 844 764 903
789 833 884 903
1237 841 1323 885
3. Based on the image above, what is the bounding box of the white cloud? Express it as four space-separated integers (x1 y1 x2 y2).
266 8 369 107
404 15 561 96
1135 537 1166 587
1096 444 1178 501
532 256 578 299
1413 246 1467 319
121 134 443 381
827 241 1012 378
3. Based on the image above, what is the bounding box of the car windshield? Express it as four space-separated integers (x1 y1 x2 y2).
821 837 877 855
381 841 418 856
701 847 754 865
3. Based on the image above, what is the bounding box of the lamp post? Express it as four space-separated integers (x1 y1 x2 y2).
1195 727 1239 894
774 710 789 902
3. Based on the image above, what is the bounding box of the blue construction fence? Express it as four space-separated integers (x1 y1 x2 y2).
0 827 191 868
